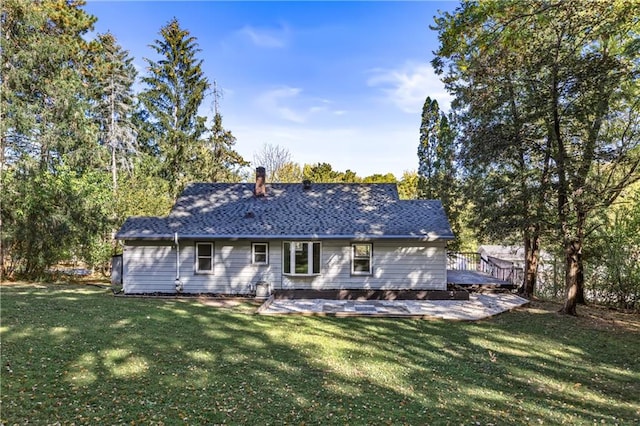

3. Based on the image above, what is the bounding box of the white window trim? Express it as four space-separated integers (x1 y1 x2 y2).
351 243 373 276
251 242 269 265
195 242 214 274
283 241 321 276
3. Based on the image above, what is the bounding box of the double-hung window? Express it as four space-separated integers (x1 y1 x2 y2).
283 242 321 275
252 243 269 265
351 243 372 275
195 242 214 273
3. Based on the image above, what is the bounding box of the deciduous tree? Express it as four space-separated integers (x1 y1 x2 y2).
432 0 640 313
303 163 343 183
397 171 419 200
253 143 293 182
585 185 640 309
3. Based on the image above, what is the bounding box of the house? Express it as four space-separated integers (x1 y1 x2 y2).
115 167 455 295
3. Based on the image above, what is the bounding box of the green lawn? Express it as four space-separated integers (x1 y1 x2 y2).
1 283 639 425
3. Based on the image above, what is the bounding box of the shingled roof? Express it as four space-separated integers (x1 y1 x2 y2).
116 182 455 241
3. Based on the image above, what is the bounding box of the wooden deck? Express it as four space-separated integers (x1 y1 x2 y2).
447 251 521 289
447 270 517 290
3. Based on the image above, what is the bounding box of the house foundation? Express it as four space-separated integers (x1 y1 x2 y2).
272 288 469 301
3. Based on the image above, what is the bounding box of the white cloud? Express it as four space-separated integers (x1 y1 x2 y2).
239 25 288 48
254 87 344 124
255 87 306 123
367 62 453 114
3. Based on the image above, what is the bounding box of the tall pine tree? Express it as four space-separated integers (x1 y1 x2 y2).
191 82 248 183
89 32 138 192
199 111 248 182
417 97 460 249
417 97 441 199
1 0 97 171
0 0 116 278
138 17 210 197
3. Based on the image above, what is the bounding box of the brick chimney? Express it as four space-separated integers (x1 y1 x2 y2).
255 166 266 197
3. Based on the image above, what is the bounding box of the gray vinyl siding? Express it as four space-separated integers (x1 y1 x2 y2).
123 240 280 294
123 239 446 294
122 241 175 293
177 240 281 294
282 240 447 290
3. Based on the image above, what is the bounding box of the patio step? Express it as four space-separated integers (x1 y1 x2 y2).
272 289 469 301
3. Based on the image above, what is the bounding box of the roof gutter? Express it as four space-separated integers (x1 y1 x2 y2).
120 233 456 242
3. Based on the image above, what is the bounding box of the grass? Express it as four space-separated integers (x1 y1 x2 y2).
1 283 639 425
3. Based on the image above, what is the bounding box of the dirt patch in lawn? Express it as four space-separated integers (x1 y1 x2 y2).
520 299 640 333
1 277 110 287
197 298 248 307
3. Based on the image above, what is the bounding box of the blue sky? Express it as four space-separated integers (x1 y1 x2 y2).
83 1 458 178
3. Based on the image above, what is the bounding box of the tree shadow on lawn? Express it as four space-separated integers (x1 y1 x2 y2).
314 303 639 424
1 284 639 424
2 285 440 423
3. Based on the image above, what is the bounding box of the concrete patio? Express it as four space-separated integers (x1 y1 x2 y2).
257 293 529 320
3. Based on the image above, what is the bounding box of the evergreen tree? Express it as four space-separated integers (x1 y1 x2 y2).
417 98 457 201
0 0 112 278
89 32 138 192
417 97 441 199
1 0 97 171
138 17 210 197
417 96 461 249
196 111 248 183
341 170 360 183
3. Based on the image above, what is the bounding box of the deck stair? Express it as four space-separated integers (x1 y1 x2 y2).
447 252 519 290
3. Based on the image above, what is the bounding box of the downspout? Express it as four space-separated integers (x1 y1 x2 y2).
174 232 183 293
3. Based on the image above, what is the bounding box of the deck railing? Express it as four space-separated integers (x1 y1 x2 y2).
448 252 522 285
447 252 481 271
480 258 521 284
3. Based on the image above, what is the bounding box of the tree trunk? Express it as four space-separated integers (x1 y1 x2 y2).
519 232 540 299
560 239 581 315
111 141 117 193
110 86 118 193
0 135 4 282
576 252 586 304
